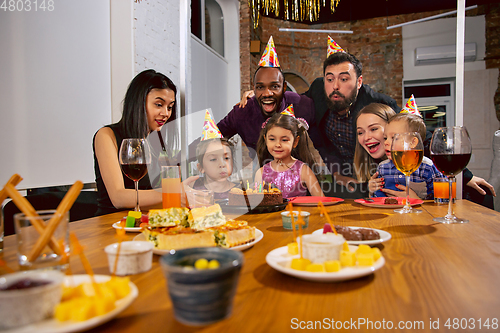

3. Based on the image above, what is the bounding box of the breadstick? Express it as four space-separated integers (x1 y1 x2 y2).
0 174 23 203
4 183 62 255
27 181 83 262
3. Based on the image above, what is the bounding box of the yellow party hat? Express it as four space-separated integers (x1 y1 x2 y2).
201 109 223 140
327 36 345 57
401 95 422 118
258 36 280 68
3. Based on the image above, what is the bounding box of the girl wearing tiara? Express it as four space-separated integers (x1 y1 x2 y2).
255 107 324 198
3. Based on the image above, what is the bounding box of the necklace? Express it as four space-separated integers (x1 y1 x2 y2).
275 159 293 170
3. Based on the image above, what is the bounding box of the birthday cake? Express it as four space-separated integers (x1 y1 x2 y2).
228 187 283 206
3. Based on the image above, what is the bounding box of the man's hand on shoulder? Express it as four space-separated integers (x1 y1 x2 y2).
235 90 255 108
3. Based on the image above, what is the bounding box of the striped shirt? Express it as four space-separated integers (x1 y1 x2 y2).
373 156 444 199
325 110 355 171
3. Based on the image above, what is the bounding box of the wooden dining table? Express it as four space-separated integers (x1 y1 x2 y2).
1 199 500 332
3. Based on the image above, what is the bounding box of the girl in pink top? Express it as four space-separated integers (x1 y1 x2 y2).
254 111 324 198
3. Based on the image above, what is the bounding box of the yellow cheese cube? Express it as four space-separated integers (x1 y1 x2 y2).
54 301 73 321
73 282 98 298
93 296 116 316
355 244 372 255
371 248 382 261
291 258 311 271
340 250 356 266
305 263 325 273
342 241 350 251
67 298 95 321
128 211 142 219
105 276 131 299
287 242 299 255
324 260 341 272
357 253 375 266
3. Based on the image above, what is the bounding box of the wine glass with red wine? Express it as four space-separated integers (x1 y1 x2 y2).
391 132 424 214
119 138 151 212
430 126 472 223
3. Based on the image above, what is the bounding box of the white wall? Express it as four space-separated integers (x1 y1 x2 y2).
134 0 181 85
402 15 499 181
403 16 486 81
0 0 111 189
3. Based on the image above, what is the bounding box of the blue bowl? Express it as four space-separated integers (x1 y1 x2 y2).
160 247 244 326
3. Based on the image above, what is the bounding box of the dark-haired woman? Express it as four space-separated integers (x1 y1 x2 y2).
93 69 177 215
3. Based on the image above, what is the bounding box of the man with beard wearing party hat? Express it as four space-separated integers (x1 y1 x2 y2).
304 37 399 194
217 36 321 157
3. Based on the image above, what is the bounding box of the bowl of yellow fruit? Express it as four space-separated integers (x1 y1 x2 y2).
160 247 244 326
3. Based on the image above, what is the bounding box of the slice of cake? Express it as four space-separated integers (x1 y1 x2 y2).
228 187 283 207
189 204 226 230
148 207 192 227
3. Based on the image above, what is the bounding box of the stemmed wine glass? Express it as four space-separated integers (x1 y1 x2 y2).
430 126 472 223
119 138 151 212
391 132 424 214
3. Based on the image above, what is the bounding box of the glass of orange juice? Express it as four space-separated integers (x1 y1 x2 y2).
433 177 456 204
161 166 182 208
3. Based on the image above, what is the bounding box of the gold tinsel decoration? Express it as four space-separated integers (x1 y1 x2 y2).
249 0 340 29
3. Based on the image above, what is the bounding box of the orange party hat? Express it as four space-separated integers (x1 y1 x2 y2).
327 36 345 57
401 95 422 118
201 109 223 140
258 36 280 68
281 104 295 117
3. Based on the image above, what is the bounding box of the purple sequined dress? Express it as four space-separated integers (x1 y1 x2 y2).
261 160 308 198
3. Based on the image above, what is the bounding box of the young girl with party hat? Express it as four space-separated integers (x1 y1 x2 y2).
191 110 237 200
255 105 324 198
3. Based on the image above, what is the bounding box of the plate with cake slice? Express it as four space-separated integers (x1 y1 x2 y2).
288 196 344 206
134 228 263 254
354 197 423 208
312 226 391 245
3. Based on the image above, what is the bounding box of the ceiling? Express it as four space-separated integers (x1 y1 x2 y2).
262 0 500 25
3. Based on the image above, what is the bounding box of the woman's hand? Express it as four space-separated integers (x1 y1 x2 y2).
466 176 496 196
368 172 384 193
334 173 358 192
381 184 420 199
235 90 255 108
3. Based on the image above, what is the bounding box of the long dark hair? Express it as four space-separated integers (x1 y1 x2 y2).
117 69 177 139
256 113 315 169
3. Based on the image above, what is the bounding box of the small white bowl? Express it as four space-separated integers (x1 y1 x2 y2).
0 270 64 329
105 241 154 276
298 233 345 263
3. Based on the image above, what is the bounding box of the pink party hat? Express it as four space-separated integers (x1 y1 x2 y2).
201 109 223 140
258 36 280 68
327 36 345 57
281 104 295 117
401 95 422 117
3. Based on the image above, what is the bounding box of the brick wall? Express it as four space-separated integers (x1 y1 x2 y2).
241 4 500 115
134 0 180 85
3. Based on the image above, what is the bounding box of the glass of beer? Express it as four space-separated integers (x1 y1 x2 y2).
162 166 182 208
433 177 456 204
391 132 424 214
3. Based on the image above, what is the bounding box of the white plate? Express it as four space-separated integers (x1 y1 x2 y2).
312 227 392 245
266 245 385 282
133 228 264 254
112 221 142 233
4 274 138 333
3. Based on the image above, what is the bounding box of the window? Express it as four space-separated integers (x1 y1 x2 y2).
191 0 224 57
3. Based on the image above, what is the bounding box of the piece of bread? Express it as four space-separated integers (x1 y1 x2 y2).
142 226 216 250
148 207 191 227
211 220 256 248
189 204 226 230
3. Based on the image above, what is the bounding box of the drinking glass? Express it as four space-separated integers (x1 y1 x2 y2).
161 166 182 209
391 132 424 214
430 126 472 223
119 138 151 212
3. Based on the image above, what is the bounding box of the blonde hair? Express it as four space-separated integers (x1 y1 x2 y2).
387 113 426 141
354 103 396 182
